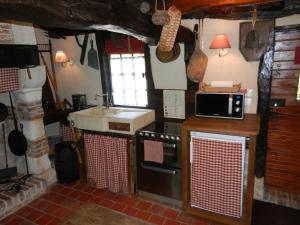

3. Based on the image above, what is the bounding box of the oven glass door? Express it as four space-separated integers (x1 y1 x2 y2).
137 162 182 200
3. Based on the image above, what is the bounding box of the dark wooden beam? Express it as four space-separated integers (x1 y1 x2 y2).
0 0 194 44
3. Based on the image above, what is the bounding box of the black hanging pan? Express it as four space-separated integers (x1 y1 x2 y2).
0 103 8 122
7 92 28 156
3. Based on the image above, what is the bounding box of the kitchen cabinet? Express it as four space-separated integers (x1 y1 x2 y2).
181 115 260 225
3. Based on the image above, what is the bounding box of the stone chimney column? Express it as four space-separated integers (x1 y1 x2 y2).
13 66 56 185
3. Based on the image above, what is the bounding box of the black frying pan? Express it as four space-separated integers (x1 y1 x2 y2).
7 92 28 156
0 103 8 122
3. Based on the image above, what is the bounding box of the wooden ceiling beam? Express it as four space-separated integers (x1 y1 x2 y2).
173 0 283 13
0 0 194 44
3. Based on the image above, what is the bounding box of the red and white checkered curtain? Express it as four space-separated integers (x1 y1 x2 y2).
60 124 74 142
0 68 19 93
190 132 245 218
84 133 128 193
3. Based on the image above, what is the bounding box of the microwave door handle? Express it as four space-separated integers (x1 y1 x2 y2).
228 95 233 115
141 163 177 175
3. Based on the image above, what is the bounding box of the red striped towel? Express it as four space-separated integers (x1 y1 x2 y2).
144 140 164 163
295 46 300 64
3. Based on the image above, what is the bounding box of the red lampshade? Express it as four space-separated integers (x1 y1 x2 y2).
209 34 231 49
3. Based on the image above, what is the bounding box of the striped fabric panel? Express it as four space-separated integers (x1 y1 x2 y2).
84 133 128 193
0 68 19 93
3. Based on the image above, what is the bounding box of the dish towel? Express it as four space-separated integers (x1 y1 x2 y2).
144 139 164 163
190 132 245 218
0 68 19 93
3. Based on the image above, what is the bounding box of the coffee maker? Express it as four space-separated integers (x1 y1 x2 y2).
72 94 87 111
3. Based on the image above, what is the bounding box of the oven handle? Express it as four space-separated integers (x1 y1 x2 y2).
141 163 177 175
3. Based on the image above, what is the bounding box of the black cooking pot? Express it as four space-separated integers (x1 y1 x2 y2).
7 92 28 156
0 103 8 122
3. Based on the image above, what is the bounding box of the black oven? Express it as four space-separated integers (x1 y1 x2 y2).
136 122 182 202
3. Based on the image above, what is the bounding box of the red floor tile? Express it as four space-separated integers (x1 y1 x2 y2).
136 200 152 211
5 216 24 225
25 208 43 222
111 203 126 212
164 219 182 225
125 197 139 207
47 217 61 225
52 206 71 219
123 206 139 217
77 192 92 202
176 212 194 224
99 199 115 208
148 214 166 225
73 182 88 190
35 214 56 225
30 199 51 211
15 206 34 218
82 186 96 193
1 214 18 224
43 202 58 214
135 210 152 220
163 208 180 219
113 194 129 203
148 203 167 215
0 182 217 225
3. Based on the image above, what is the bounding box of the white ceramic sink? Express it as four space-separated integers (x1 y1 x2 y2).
68 106 155 135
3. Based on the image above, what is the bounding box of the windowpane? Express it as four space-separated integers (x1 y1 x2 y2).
110 58 122 74
109 53 147 107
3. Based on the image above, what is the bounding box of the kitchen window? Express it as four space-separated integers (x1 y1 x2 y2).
109 53 148 107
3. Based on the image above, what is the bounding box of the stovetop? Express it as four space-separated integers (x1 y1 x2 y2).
137 121 182 141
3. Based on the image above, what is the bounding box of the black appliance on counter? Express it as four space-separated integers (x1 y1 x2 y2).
72 94 87 111
195 92 244 119
136 121 182 205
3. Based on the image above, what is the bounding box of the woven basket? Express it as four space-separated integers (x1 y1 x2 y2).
152 10 170 26
200 83 242 93
158 5 181 52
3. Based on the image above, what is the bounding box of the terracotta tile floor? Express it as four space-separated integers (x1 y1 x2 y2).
0 181 213 225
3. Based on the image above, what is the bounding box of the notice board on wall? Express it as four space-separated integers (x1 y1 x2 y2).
163 90 185 119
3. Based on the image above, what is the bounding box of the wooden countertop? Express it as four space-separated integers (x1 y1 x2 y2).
182 114 260 136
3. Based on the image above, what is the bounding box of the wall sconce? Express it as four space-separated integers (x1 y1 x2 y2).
55 50 73 67
209 34 231 57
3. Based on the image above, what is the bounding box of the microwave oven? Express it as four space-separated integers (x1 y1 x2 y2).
195 92 244 119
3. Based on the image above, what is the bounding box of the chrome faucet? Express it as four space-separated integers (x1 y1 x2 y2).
94 93 112 108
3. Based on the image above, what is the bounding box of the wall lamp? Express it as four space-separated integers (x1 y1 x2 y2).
209 34 231 57
55 50 73 67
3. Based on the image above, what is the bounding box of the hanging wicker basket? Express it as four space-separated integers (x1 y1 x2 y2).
158 5 181 52
152 0 170 26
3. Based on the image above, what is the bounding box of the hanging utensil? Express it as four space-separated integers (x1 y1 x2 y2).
75 33 89 65
7 92 28 156
245 8 259 49
0 124 17 183
88 39 99 70
187 19 208 83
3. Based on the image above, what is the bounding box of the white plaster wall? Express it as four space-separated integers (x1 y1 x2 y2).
51 35 103 106
182 19 260 113
276 14 300 26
